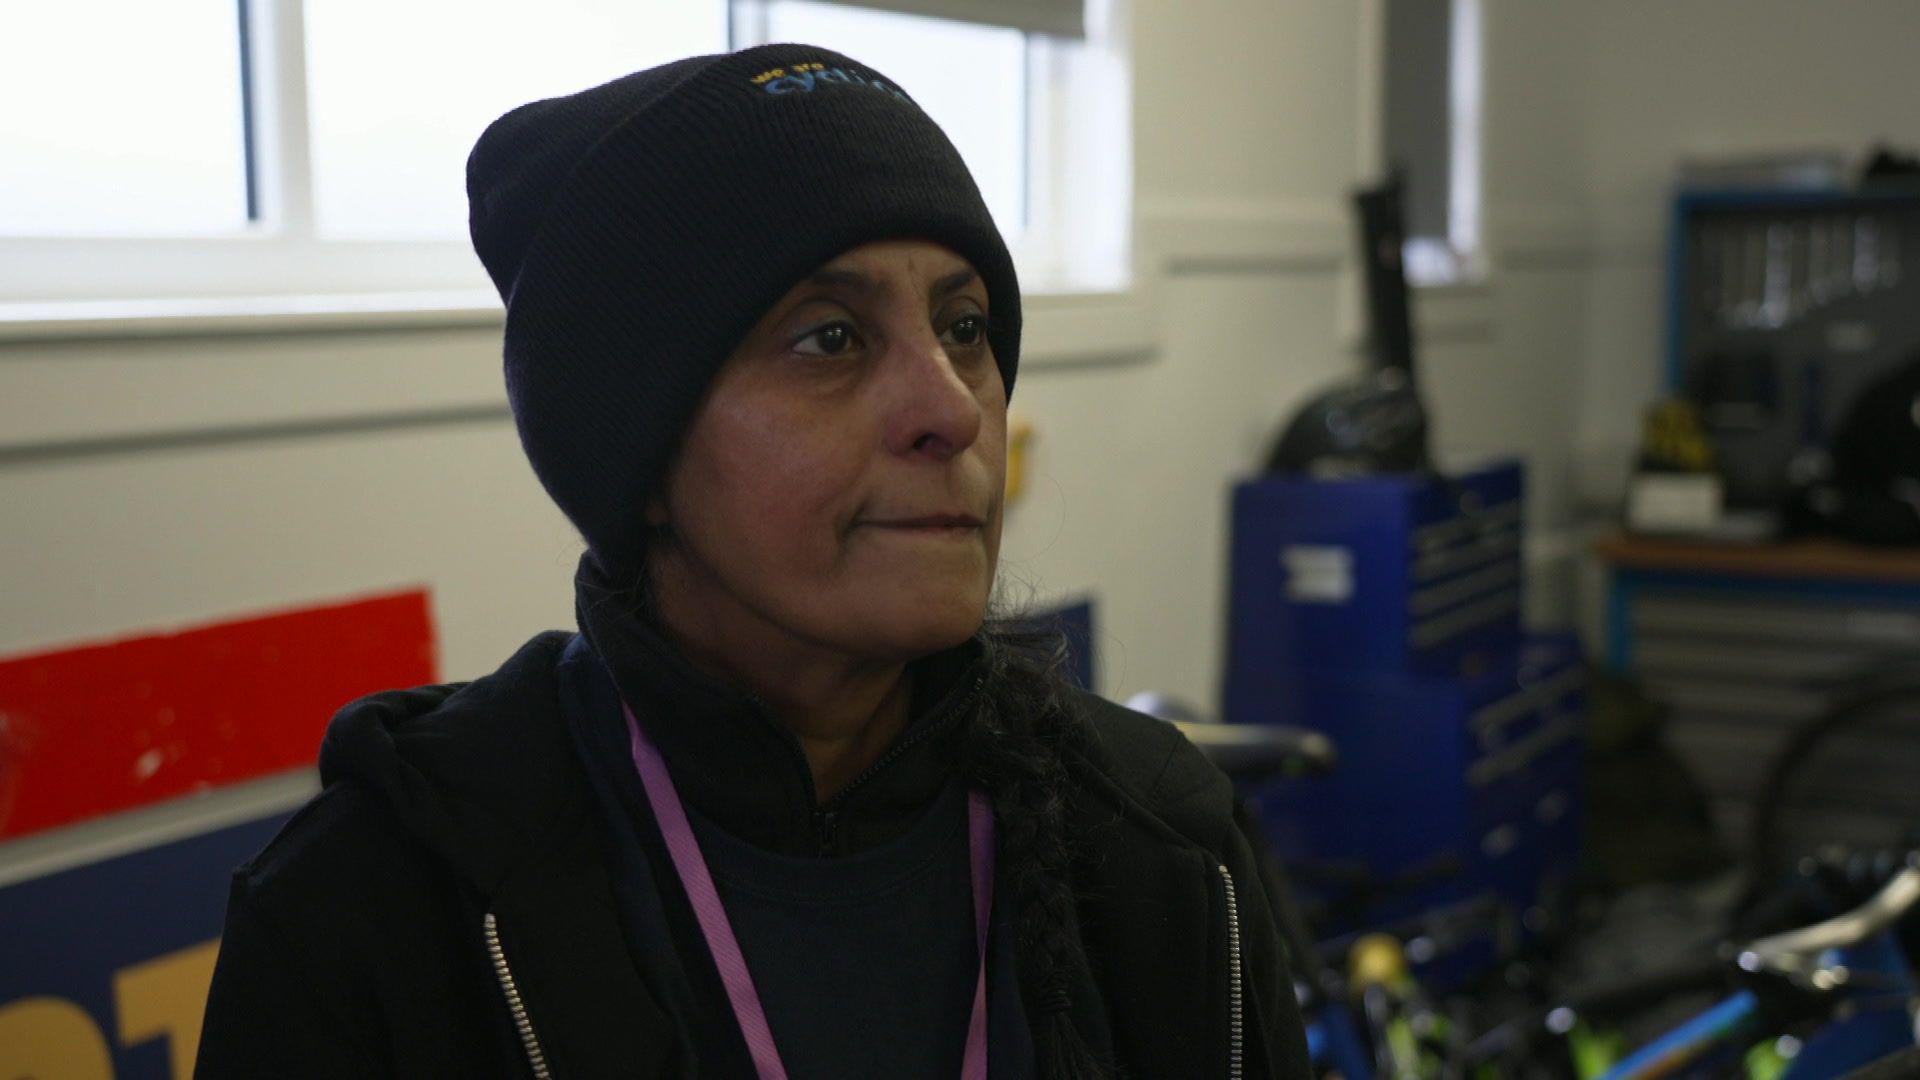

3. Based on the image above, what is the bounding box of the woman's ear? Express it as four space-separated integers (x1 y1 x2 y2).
646 448 684 531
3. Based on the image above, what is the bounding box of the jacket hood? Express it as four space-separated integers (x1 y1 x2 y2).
317 630 584 896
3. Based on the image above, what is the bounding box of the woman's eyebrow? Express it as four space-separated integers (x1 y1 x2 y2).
930 268 979 301
804 268 875 294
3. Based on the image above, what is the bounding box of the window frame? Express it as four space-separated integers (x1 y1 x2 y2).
0 0 492 306
0 0 1130 315
1377 0 1486 290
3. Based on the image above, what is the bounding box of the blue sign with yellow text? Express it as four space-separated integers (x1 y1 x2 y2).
1 809 293 1079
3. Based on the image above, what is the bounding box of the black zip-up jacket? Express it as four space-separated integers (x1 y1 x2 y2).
195 624 1310 1078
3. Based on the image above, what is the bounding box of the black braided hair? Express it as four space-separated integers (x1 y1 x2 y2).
962 612 1116 1080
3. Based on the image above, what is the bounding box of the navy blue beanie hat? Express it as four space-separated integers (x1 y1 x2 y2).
466 44 1022 579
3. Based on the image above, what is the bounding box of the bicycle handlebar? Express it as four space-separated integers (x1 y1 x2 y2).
1742 861 1920 980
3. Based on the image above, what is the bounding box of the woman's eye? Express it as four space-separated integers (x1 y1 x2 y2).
794 321 858 357
945 314 987 348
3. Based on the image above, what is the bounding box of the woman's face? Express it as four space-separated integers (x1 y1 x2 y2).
647 239 1008 664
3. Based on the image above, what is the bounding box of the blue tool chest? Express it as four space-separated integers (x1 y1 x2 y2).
1220 456 1588 976
1223 458 1526 727
1250 632 1587 939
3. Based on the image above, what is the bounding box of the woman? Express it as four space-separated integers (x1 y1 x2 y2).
196 44 1308 1079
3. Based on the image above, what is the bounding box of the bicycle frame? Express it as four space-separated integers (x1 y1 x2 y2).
1596 868 1920 1080
1307 1005 1378 1080
1779 931 1916 1080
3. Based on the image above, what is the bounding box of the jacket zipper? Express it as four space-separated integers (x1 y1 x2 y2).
484 912 554 1080
1217 863 1245 1080
814 807 840 850
804 672 985 854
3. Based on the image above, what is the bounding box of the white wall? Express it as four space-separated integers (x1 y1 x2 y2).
1004 0 1614 702
1001 0 1364 703
0 0 1405 723
0 328 583 675
0 0 1681 726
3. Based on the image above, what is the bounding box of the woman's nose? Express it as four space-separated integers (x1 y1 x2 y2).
881 335 985 460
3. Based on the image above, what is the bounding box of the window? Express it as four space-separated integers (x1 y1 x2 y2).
0 1 247 236
0 0 1127 311
305 1 728 241
1381 0 1483 286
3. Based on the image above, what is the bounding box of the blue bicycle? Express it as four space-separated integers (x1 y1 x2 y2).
1172 711 1920 1080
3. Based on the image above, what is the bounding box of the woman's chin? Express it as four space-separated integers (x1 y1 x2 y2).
847 594 989 659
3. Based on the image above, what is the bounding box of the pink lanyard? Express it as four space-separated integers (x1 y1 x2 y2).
622 700 995 1080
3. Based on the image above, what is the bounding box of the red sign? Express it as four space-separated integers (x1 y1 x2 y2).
0 589 437 840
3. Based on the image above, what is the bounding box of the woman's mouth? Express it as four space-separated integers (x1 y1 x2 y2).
861 513 984 533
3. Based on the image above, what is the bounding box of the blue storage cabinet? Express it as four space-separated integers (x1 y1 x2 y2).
1223 459 1526 727
1250 633 1587 938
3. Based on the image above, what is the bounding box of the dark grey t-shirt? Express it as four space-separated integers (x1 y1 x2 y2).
689 777 1030 1078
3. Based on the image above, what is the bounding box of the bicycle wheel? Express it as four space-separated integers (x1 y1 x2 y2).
1747 677 1920 886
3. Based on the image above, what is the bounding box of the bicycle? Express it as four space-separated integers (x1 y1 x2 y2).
1168 707 1920 1080
1463 851 1920 1080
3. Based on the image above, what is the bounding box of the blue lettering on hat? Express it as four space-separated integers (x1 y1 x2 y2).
756 62 911 103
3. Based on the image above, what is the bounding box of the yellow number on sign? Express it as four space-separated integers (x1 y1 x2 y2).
0 996 114 1079
0 938 222 1080
115 940 222 1080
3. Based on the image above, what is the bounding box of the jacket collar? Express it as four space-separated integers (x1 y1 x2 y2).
571 552 985 856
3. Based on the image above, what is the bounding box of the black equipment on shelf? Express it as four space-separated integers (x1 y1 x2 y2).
1265 172 1432 476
